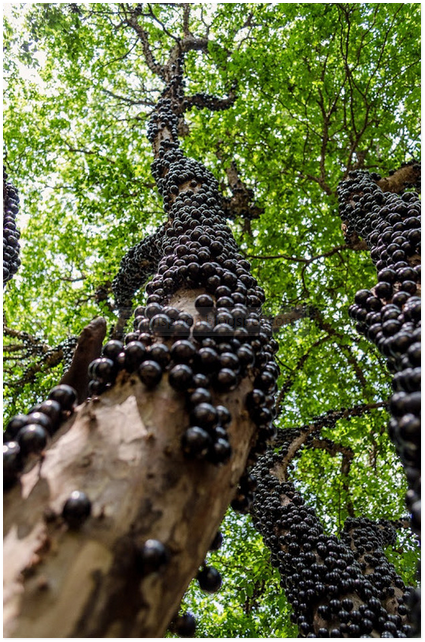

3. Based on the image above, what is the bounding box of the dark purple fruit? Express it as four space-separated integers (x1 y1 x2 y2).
169 364 193 391
197 566 222 593
62 490 92 528
124 341 147 372
26 411 53 434
137 539 169 574
48 385 77 411
149 313 172 336
138 360 163 387
173 613 196 637
190 403 218 430
170 340 196 363
148 343 170 367
216 405 231 426
254 371 276 393
171 320 191 339
189 388 212 406
192 372 210 388
207 438 232 464
213 368 237 392
3 441 23 488
195 294 215 314
16 424 48 455
196 347 220 372
181 427 211 459
102 340 124 360
31 400 62 432
93 357 117 383
4 414 29 441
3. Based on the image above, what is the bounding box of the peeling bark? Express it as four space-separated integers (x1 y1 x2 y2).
4 323 257 636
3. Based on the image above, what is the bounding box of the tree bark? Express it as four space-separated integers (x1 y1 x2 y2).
59 317 107 403
250 433 413 638
4 331 257 637
4 41 270 634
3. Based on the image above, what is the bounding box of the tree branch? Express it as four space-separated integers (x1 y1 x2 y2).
125 12 167 81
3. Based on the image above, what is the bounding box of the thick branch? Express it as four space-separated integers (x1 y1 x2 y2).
377 162 421 194
4 366 257 637
59 318 107 404
273 401 387 476
217 160 264 221
183 90 236 113
125 13 167 80
250 444 412 637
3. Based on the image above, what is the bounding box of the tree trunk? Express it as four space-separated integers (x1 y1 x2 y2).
4 48 278 637
250 431 413 638
4 329 257 637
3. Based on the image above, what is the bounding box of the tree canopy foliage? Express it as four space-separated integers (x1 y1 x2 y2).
3 3 420 637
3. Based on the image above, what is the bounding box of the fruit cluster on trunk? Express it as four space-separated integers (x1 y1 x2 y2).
251 433 414 638
3 169 21 286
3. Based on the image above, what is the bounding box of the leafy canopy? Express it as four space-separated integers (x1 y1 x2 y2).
3 3 420 636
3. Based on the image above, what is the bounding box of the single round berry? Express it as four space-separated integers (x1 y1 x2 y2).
197 566 222 593
207 438 232 464
17 424 48 456
102 340 124 360
189 388 212 406
48 385 77 411
171 340 196 364
138 360 163 387
214 368 238 392
173 613 196 638
195 294 215 314
124 341 147 372
181 427 212 459
62 490 92 528
26 411 53 434
3 441 23 488
216 405 231 426
148 343 171 367
169 364 193 391
149 313 172 336
4 414 29 441
92 357 117 383
190 403 218 430
137 539 169 574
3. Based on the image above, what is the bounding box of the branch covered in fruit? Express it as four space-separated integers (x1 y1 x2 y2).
250 438 415 637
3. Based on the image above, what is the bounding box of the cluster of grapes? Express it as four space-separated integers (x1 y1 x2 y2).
251 434 414 638
3 169 21 287
337 169 421 538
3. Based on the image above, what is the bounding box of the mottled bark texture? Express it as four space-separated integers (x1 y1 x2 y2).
251 432 414 638
4 12 277 637
4 360 257 637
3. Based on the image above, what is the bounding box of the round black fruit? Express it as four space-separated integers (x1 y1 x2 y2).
62 490 92 528
197 566 222 593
